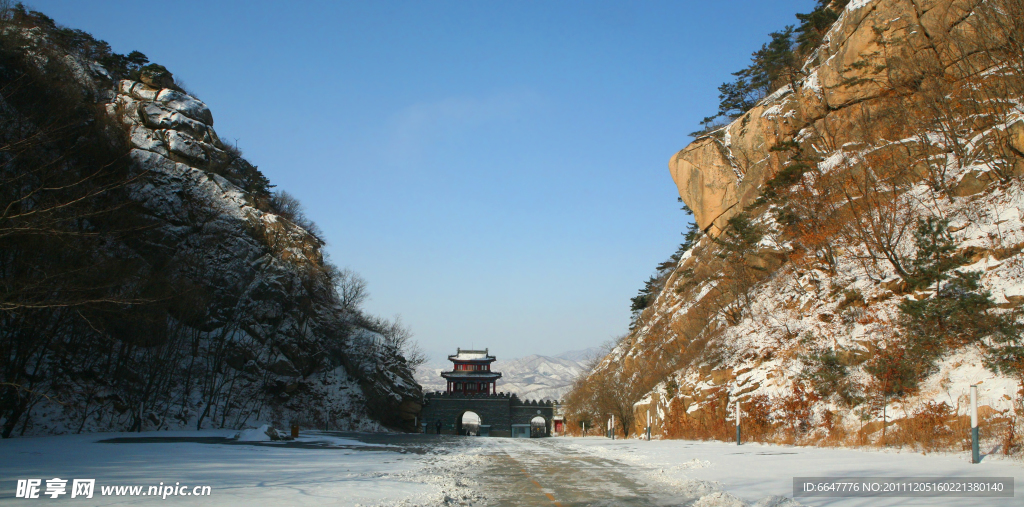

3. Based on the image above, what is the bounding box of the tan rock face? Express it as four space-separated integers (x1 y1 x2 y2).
1009 120 1024 157
669 94 810 233
669 0 982 234
669 138 737 235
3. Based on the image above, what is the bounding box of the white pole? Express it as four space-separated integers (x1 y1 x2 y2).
736 401 742 445
611 414 615 440
970 385 978 428
970 384 980 464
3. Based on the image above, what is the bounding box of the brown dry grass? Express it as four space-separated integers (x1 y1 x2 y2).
652 384 1022 457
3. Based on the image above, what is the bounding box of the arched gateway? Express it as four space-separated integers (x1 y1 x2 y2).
420 348 555 437
457 411 481 436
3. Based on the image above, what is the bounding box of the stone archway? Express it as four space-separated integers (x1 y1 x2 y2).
456 410 482 436
530 415 547 438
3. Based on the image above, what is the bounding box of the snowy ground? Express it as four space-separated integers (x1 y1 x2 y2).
0 431 481 506
1 432 1020 506
559 437 1023 506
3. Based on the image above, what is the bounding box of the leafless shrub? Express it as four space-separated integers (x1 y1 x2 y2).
328 266 369 312
269 190 323 240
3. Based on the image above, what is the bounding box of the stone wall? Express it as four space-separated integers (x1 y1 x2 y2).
420 392 555 437
510 400 555 436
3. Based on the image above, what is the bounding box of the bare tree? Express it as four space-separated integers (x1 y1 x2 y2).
269 190 323 239
329 267 369 312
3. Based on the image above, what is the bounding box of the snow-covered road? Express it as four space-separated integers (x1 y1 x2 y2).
1 432 1020 506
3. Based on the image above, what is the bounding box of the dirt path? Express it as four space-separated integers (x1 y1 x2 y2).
473 439 687 507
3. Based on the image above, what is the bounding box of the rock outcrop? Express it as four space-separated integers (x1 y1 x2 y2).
671 0 1009 234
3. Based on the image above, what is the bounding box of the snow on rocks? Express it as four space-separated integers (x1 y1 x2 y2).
138 101 213 141
627 160 1024 444
3 30 422 437
846 0 874 12
164 129 210 163
155 88 213 125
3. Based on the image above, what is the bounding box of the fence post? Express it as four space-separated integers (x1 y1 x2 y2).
971 384 980 464
736 401 742 445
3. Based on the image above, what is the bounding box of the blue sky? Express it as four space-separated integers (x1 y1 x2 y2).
31 0 815 361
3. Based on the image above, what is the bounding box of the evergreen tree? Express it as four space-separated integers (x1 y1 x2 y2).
986 326 1024 379
678 196 693 215
864 341 920 397
702 1 848 128
126 50 149 68
800 347 854 402
795 1 843 53
715 27 798 120
907 217 962 289
876 215 1024 386
630 211 704 329
896 270 1022 382
714 213 764 257
901 271 998 353
629 276 657 329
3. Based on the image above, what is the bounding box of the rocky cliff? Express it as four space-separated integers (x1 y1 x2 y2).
570 0 1024 450
673 0 1021 234
0 9 420 437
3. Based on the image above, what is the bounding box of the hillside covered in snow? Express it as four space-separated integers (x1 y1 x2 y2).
0 7 421 437
566 0 1024 455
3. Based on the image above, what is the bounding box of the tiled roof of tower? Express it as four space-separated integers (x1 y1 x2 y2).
440 370 502 380
448 348 495 361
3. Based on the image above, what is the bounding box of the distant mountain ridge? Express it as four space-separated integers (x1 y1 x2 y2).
415 347 601 401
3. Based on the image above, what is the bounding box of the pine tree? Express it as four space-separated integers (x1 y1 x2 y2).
795 1 843 53
900 271 998 353
907 217 962 290
714 213 764 257
716 77 761 120
864 342 919 397
702 1 848 129
882 216 1024 385
896 270 1022 382
800 347 855 402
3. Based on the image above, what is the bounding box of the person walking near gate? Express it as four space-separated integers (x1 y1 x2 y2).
435 419 442 435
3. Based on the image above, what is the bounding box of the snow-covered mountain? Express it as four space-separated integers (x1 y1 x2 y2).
571 0 1024 445
416 347 601 401
0 12 420 436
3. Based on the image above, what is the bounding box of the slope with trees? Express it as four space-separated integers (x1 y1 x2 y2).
567 0 1024 453
0 4 423 437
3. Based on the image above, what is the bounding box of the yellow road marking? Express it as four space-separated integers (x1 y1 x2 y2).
513 456 563 507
